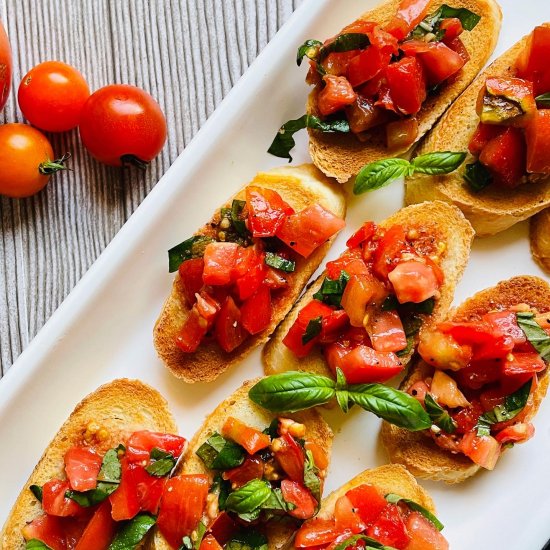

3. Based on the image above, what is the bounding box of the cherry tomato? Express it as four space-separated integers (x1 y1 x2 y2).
0 20 12 111
0 124 68 198
79 84 167 167
18 61 90 132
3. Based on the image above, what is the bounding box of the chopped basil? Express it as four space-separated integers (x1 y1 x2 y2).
196 433 245 470
302 316 323 345
396 315 423 358
145 447 177 477
332 534 397 550
385 493 444 530
424 394 457 434
381 295 400 311
231 200 248 236
476 379 532 436
303 449 321 506
225 530 268 550
261 487 295 512
265 252 295 272
263 418 279 439
516 312 550 362
268 114 350 161
463 160 492 192
536 93 550 107
98 448 122 482
211 474 232 511
107 512 156 550
297 39 323 66
192 521 207 550
414 297 436 314
26 541 52 550
29 484 43 502
318 33 370 62
225 479 272 518
168 235 213 272
382 295 435 315
410 4 480 40
312 270 350 307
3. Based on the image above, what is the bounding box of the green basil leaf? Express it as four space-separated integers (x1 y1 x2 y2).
353 159 412 195
438 4 481 31
261 487 296 514
536 93 550 107
413 297 436 314
98 448 122 483
211 474 232 511
168 235 213 272
265 252 296 273
424 394 457 434
231 199 248 237
396 315 423 358
268 114 350 161
516 312 550 361
303 449 322 506
29 484 43 502
248 371 336 412
332 534 397 550
193 521 207 550
302 316 323 345
411 151 466 175
225 530 268 550
297 39 323 66
107 512 156 550
312 270 350 307
347 383 432 431
335 367 350 413
385 493 444 531
225 479 272 515
381 295 400 311
318 33 370 62
463 161 492 192
196 433 245 470
145 447 177 477
26 541 52 550
263 418 279 440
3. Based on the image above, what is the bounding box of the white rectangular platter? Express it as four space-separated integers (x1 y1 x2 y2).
1 1 549 548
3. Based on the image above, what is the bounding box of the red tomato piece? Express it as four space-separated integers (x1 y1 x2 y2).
458 432 501 470
263 266 289 289
222 416 271 455
319 310 350 344
295 518 340 548
516 26 550 86
440 17 464 42
0 22 12 112
131 464 167 515
334 494 367 533
223 456 264 488
276 204 345 258
388 260 440 304
273 433 305 482
326 248 369 280
386 57 427 115
42 479 83 517
305 440 330 470
178 258 205 307
233 247 266 301
495 422 535 444
245 186 294 238
365 309 407 353
207 512 239 546
22 515 67 550
215 296 246 353
347 47 391 88
281 480 317 520
468 123 505 156
525 109 550 174
323 51 361 77
367 504 410 549
346 222 377 249
75 501 117 550
452 400 484 434
64 447 103 492
372 225 410 280
176 308 209 353
110 459 141 521
203 242 239 286
157 475 209 549
386 0 431 40
416 42 465 86
317 75 357 116
368 25 400 54
341 274 387 327
455 360 501 390
408 380 429 405
200 535 224 550
503 352 546 376
405 512 449 550
126 431 187 463
418 330 473 370
345 484 388 527
446 37 470 63
240 286 272 335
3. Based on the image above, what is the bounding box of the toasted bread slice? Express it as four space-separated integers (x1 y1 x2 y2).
406 26 550 236
381 276 550 483
1 379 179 550
530 208 550 274
152 379 334 550
153 164 346 383
263 201 474 378
307 0 502 182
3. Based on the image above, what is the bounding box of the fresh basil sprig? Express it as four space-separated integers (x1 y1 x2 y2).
476 379 532 436
385 493 444 530
353 152 466 195
168 235 213 272
424 394 457 434
225 479 272 519
26 541 52 550
265 252 295 273
536 93 550 107
516 312 550 362
107 512 156 550
248 371 432 431
268 114 350 161
332 534 397 550
463 160 492 192
196 433 245 470
145 447 177 477
297 39 323 66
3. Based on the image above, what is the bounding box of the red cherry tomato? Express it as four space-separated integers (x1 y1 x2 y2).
0 20 12 111
79 84 167 167
18 61 90 132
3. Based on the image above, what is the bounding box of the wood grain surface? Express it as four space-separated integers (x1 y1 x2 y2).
0 0 300 375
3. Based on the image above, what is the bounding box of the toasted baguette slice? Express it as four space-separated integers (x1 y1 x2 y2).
152 379 334 550
381 276 550 483
1 379 179 550
264 201 474 378
307 0 502 182
406 26 550 236
153 164 346 383
530 208 550 274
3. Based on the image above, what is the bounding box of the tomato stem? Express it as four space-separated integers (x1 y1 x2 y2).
39 153 71 175
120 154 149 170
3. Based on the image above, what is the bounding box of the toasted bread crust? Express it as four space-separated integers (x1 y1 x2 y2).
153 164 346 383
530 208 550 275
406 26 550 236
1 379 178 550
307 0 502 182
381 276 550 483
263 201 474 377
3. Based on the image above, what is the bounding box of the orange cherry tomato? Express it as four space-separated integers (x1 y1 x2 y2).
18 61 90 132
0 20 12 111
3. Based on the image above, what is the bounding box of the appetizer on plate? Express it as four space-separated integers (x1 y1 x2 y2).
152 379 333 550
1 379 186 549
293 465 448 550
530 207 550 274
264 201 474 384
406 25 550 235
382 276 550 482
154 164 346 383
269 0 502 182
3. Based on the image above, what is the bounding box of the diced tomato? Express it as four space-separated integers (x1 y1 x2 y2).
126 430 187 463
416 42 465 86
42 479 83 517
305 440 329 470
222 416 271 455
386 56 426 115
346 95 392 134
273 433 305 482
525 109 550 174
232 247 266 300
130 464 167 515
347 222 376 249
215 296 246 353
386 117 419 150
479 387 505 412
455 360 501 390
345 484 388 527
323 51 361 77
319 310 350 344
157 475 209 549
386 0 431 40
367 504 410 549
388 260 439 304
458 432 501 470
276 203 345 258
468 123 506 156
452 400 484 434
347 46 391 88
372 225 410 279
446 37 470 63
245 186 294 238
295 518 340 548
479 127 527 188
440 17 463 42
408 380 429 404
178 258 205 307
263 267 289 289
317 75 357 116
341 274 386 327
516 26 550 88
503 352 546 376
223 455 264 488
430 370 469 408
375 85 398 113
334 494 367 533
368 25 400 54
208 512 239 546
483 311 527 345
202 242 239 286
405 512 449 550
283 300 335 358
200 535 224 550
176 308 208 353
281 480 317 520
22 515 67 550
418 331 472 371
64 447 103 492
110 459 141 521
75 501 117 550
365 309 407 353
326 248 369 280
240 286 272 335
495 422 535 444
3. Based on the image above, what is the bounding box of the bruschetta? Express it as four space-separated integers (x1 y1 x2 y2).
263 201 474 385
152 379 333 550
269 0 502 183
530 207 550 274
153 164 346 383
293 464 447 550
1 379 186 550
381 276 550 483
406 25 550 236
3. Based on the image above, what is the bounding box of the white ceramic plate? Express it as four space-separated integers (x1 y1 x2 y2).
1 1 549 548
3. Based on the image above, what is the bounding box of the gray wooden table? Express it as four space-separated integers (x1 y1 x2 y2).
0 0 300 376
